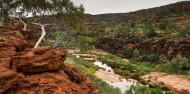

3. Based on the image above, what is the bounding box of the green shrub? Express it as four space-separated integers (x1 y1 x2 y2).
77 35 97 51
159 55 168 64
145 29 158 38
45 31 78 48
159 23 167 30
167 21 176 30
119 48 134 58
102 44 110 50
114 68 129 78
127 61 154 75
125 85 151 94
177 26 190 38
159 20 176 30
91 76 122 94
97 54 127 69
164 55 189 74
133 49 141 60
125 85 162 94
143 22 157 38
165 91 177 94
157 37 167 43
147 54 159 63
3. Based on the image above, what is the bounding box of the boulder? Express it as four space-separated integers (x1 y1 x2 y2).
0 38 33 68
12 46 64 73
7 72 85 94
0 67 21 93
6 66 99 94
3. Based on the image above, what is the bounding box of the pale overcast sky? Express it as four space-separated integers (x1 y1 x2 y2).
71 0 186 15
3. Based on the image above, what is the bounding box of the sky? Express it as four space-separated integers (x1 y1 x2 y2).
71 0 187 15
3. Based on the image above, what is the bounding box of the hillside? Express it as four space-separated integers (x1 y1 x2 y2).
77 2 190 93
83 1 190 59
86 1 190 24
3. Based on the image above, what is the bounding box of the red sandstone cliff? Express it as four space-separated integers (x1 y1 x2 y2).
0 27 99 94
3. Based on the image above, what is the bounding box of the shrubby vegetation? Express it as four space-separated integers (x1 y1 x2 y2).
97 54 127 69
125 85 177 94
97 49 190 77
44 31 97 51
125 85 162 94
76 35 97 51
97 54 155 79
163 55 189 74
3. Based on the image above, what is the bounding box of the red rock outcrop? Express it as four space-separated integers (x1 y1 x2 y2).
5 47 98 94
0 27 99 94
0 67 21 93
12 46 64 72
0 27 33 69
7 72 85 94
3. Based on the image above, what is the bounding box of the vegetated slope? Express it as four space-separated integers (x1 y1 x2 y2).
0 27 99 94
83 1 190 59
86 1 190 24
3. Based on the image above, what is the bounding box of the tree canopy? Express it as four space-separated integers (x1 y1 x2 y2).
0 0 84 48
0 0 84 25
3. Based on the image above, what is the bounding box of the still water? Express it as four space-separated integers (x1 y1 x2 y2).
94 61 138 93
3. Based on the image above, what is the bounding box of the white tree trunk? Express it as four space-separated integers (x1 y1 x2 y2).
19 18 27 31
0 17 3 26
0 14 4 26
34 25 46 48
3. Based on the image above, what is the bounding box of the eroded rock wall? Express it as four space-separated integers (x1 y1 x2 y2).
0 27 99 94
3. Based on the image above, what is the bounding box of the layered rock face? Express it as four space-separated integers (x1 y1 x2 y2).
97 37 190 58
0 27 33 69
0 27 99 94
0 66 21 93
12 46 64 72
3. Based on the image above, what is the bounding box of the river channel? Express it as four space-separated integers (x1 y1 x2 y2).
93 60 138 93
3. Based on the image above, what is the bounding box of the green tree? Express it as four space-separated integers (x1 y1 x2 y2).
8 0 36 31
159 23 167 30
125 85 163 94
2 0 84 48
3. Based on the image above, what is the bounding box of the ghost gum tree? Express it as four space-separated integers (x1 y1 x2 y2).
4 0 84 48
31 0 84 48
7 0 34 31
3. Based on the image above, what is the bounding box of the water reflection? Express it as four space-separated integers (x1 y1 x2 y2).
93 60 138 94
94 61 114 73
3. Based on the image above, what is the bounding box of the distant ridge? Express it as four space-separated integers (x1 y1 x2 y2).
85 1 190 24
